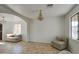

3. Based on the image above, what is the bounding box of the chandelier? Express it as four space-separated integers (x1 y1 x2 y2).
38 10 43 21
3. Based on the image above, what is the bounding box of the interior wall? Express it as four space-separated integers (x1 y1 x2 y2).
65 5 79 53
29 16 65 43
1 14 27 42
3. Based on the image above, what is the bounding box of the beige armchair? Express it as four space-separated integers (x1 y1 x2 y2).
51 37 68 50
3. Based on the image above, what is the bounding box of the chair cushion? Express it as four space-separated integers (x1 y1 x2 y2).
7 34 14 37
51 40 66 45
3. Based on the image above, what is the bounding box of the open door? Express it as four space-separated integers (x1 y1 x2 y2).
0 23 2 40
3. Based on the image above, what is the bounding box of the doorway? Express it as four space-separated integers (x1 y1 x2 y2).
0 23 2 40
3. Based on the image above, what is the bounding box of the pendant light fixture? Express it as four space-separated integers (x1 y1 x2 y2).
38 10 43 21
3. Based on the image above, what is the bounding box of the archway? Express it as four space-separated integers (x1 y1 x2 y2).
0 13 28 42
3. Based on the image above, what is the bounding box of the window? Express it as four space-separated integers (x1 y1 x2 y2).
71 13 78 40
13 24 21 35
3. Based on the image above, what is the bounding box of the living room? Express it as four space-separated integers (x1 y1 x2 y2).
0 4 78 54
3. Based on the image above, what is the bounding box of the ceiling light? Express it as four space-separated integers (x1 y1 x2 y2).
38 10 43 21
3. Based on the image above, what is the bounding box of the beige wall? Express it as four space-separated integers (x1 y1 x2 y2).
29 16 65 43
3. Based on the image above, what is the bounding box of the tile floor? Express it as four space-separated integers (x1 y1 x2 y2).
0 41 60 54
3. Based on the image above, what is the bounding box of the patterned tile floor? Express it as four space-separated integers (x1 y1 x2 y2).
0 41 60 54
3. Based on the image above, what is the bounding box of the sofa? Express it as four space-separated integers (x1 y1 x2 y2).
5 34 22 42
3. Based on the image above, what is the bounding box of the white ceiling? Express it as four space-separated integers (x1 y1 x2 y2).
7 4 75 19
